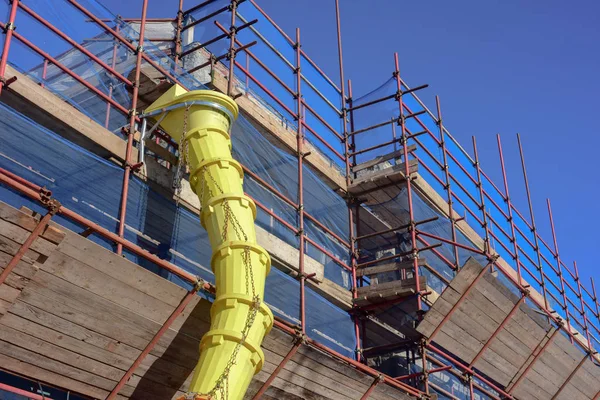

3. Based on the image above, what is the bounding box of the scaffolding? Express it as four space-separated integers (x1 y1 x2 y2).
0 0 599 399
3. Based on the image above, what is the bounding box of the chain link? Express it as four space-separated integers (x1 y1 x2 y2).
173 105 192 202
186 124 261 400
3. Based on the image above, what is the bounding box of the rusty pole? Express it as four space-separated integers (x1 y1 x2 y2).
106 288 199 399
0 211 54 286
116 0 148 255
0 0 19 95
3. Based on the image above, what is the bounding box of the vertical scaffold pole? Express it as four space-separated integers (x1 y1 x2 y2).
394 52 427 394
496 134 524 286
348 79 366 359
105 24 120 129
294 27 306 333
41 59 48 88
573 261 594 353
471 137 492 256
516 133 550 312
106 287 198 400
591 277 600 330
546 198 573 343
0 0 19 95
226 0 239 96
468 373 475 400
394 53 422 312
436 96 459 271
336 0 362 362
174 0 184 65
0 211 53 286
116 0 148 255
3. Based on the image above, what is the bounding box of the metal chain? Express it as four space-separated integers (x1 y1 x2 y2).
190 154 260 400
173 105 192 202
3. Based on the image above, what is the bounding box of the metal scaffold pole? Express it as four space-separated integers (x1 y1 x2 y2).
394 53 422 313
295 27 307 334
436 95 460 271
335 0 362 363
516 133 551 312
393 52 428 395
0 0 19 95
174 0 184 65
116 0 148 255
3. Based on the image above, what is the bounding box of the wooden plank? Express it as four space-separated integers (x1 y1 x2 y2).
439 284 544 357
554 383 590 400
8 300 197 391
348 159 418 199
57 233 192 307
210 65 347 192
0 284 20 304
352 145 417 174
0 333 182 399
265 330 411 400
0 311 193 391
0 218 58 257
421 315 514 384
357 276 424 296
0 65 133 163
0 201 64 244
19 276 201 369
0 233 45 263
245 379 306 400
0 330 121 393
0 352 125 400
0 251 38 280
40 249 210 336
356 258 427 277
0 264 37 291
559 358 600 399
431 294 528 369
511 376 554 400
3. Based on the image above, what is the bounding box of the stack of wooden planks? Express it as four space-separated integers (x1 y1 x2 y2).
0 202 64 318
418 257 600 400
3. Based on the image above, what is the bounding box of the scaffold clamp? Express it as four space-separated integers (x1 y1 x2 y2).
40 187 61 215
0 75 17 88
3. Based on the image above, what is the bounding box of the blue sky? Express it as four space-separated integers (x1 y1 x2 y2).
81 0 600 283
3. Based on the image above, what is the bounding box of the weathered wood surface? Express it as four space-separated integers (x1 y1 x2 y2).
0 202 65 318
0 202 413 400
355 276 426 309
418 257 600 399
357 259 428 278
352 145 417 174
348 159 418 206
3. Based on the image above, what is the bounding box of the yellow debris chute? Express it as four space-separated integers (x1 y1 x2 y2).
144 85 273 400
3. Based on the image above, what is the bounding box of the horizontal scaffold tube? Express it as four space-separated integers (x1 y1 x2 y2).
144 85 272 400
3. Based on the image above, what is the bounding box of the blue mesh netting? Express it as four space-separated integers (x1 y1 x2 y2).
1 0 207 133
182 0 345 167
349 75 585 330
0 98 355 358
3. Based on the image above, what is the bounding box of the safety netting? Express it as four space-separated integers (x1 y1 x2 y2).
0 99 355 358
0 0 358 359
1 0 206 134
182 0 346 168
349 74 584 337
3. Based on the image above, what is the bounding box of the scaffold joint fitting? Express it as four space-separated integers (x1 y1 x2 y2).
40 188 61 215
4 22 15 32
293 331 307 345
0 75 17 88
